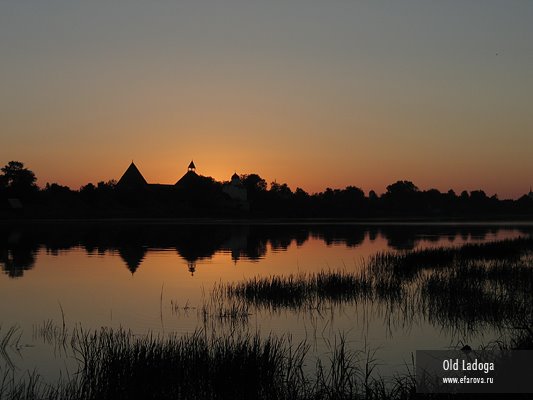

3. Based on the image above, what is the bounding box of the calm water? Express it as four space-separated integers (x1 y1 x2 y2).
0 222 531 382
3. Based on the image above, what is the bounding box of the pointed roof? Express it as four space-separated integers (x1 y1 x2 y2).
176 160 201 186
117 162 148 189
175 170 199 186
230 172 241 186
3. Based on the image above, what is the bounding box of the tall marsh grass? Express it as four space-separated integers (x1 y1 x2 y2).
0 327 417 400
0 325 22 370
368 236 533 280
221 236 533 335
2 320 531 400
418 258 533 333
224 270 374 310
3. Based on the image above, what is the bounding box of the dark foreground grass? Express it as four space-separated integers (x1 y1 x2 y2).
2 323 532 400
76 329 302 400
1 327 416 400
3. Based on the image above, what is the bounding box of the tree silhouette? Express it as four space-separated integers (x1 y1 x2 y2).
382 180 420 215
0 161 38 198
385 180 419 196
270 182 292 198
241 174 267 194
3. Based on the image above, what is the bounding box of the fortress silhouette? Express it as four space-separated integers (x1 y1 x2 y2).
1 160 532 219
117 160 248 208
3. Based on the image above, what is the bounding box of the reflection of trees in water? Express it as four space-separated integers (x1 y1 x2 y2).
470 231 487 240
0 246 37 278
0 224 530 277
311 226 365 247
0 229 38 278
383 228 417 250
367 228 378 242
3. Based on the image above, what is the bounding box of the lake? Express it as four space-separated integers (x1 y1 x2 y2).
1 221 531 383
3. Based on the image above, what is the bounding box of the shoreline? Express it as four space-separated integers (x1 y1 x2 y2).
2 216 533 225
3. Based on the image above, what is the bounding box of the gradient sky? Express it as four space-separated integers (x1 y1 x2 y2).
1 1 532 199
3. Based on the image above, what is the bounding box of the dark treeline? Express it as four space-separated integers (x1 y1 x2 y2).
1 161 532 218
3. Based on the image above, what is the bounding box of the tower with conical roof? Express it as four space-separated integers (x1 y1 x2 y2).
176 160 200 187
117 162 148 190
231 172 240 185
223 171 248 202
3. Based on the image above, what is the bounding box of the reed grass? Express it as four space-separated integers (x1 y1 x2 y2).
33 319 70 352
418 258 533 333
368 236 533 280
219 236 533 336
0 325 21 353
223 270 376 311
0 326 419 400
0 325 22 370
509 324 533 350
199 298 251 328
2 319 531 399
0 369 82 400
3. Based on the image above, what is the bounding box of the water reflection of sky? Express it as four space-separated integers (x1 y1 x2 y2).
0 223 531 383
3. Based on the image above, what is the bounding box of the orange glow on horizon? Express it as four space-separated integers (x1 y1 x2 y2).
23 154 530 201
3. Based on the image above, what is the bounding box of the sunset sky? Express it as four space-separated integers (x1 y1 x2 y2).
1 1 532 199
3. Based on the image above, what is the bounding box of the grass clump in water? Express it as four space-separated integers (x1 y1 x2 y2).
225 270 374 310
368 236 533 280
